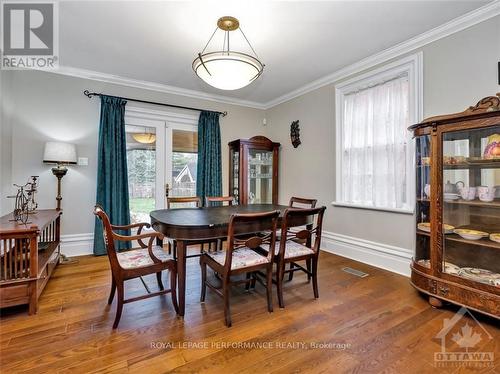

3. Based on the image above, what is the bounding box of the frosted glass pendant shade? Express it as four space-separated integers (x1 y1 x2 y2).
193 16 264 91
193 52 263 90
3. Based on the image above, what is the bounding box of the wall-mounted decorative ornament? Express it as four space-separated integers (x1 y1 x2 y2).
290 120 301 148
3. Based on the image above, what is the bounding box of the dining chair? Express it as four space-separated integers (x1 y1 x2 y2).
199 210 280 327
165 196 213 256
259 206 326 308
93 205 178 329
167 196 202 209
288 196 317 209
205 196 234 251
277 196 317 239
277 197 317 281
205 196 234 207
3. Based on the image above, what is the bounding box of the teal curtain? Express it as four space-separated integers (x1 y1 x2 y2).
196 111 222 205
93 95 131 255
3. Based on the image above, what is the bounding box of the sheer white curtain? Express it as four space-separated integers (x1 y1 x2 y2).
342 75 410 209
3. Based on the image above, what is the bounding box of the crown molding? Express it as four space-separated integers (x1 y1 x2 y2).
48 65 267 110
263 1 500 109
32 2 498 112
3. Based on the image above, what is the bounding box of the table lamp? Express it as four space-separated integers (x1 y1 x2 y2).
43 141 77 210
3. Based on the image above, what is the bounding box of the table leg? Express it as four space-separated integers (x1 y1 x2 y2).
176 240 187 317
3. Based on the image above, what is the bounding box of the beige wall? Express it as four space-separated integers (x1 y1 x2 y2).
2 70 265 236
1 16 498 261
0 70 14 215
264 16 500 251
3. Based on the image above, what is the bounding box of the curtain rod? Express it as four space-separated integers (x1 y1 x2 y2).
83 90 228 117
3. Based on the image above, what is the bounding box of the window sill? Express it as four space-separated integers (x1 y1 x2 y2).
331 202 414 215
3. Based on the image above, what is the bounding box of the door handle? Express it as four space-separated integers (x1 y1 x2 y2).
165 183 170 198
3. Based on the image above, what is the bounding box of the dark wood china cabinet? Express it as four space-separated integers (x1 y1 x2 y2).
229 136 280 205
409 94 500 318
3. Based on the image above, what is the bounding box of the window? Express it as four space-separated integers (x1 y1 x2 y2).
334 53 422 213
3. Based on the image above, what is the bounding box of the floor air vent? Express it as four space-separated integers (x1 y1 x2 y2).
342 267 369 278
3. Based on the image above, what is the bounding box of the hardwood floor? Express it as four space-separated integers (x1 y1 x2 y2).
0 251 498 373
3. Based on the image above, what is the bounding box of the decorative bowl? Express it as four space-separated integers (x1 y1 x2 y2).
418 222 454 234
453 229 489 240
489 233 500 243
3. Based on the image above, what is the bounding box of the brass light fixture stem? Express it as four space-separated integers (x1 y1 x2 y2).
51 165 68 210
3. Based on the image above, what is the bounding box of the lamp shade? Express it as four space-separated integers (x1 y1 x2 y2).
43 142 77 164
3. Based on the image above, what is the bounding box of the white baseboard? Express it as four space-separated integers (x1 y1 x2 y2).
321 231 412 277
60 233 94 257
59 230 414 277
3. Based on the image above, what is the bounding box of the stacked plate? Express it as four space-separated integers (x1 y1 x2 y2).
415 260 500 286
458 268 500 287
453 229 489 240
417 222 454 234
444 193 460 201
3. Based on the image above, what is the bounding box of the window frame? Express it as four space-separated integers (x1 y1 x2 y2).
333 52 423 214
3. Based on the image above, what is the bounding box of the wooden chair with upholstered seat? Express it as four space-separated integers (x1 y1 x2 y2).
94 205 178 328
258 206 326 308
205 196 234 207
285 197 317 280
199 210 280 327
288 196 317 209
167 196 202 209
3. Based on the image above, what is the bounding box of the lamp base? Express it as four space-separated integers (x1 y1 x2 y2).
51 165 68 178
51 165 68 210
59 253 79 265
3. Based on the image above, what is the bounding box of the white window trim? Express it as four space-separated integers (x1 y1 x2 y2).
333 52 423 214
125 105 198 211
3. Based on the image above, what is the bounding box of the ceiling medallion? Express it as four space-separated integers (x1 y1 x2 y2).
192 16 264 91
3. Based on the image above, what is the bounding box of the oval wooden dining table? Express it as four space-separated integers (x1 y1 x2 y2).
150 203 305 316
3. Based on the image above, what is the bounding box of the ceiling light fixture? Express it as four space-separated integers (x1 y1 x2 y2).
132 133 156 144
193 16 264 91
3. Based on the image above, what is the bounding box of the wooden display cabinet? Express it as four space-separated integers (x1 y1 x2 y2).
229 136 280 205
409 94 500 318
0 209 61 314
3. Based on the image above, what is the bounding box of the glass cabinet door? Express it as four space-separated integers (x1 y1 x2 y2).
231 149 240 204
441 125 500 287
247 149 273 204
415 134 432 269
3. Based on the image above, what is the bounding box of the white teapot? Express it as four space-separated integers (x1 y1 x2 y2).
444 180 464 194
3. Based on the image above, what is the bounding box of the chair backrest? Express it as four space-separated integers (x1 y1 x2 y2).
205 196 234 207
289 196 317 209
93 205 120 269
225 210 280 272
167 196 201 209
279 206 326 256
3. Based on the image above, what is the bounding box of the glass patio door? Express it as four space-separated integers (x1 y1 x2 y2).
125 110 199 223
125 116 166 223
165 123 198 204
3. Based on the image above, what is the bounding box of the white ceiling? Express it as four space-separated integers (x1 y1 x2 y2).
58 1 491 105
